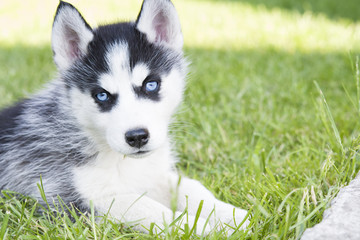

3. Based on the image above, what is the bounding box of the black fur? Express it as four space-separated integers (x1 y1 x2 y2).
0 101 27 137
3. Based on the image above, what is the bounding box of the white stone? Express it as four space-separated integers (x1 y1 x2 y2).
301 173 360 240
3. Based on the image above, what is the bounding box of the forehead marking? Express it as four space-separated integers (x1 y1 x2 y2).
132 63 150 86
99 43 152 94
107 42 129 75
99 42 130 94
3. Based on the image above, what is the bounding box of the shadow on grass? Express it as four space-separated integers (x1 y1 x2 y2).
202 0 360 22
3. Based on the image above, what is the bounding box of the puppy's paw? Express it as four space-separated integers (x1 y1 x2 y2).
190 216 212 236
214 205 250 234
174 211 212 236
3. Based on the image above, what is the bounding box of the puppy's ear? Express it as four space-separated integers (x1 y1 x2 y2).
52 1 93 71
136 0 183 51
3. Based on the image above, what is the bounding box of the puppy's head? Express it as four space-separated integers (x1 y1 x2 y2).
52 0 187 157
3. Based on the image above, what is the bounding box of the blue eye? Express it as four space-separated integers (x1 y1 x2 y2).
96 92 109 102
145 81 159 92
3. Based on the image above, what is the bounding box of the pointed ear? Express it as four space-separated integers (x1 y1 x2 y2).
51 1 94 71
136 0 183 51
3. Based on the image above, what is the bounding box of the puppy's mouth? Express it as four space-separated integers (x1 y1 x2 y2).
127 150 152 158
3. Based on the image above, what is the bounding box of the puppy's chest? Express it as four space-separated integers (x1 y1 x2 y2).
72 151 171 200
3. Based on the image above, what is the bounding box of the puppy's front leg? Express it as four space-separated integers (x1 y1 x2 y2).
93 193 211 234
171 174 249 232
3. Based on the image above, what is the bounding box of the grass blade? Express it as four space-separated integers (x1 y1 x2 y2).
0 211 10 239
315 81 344 155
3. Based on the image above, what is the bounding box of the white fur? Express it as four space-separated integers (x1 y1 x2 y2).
102 43 131 94
132 64 150 87
73 143 248 234
70 41 249 234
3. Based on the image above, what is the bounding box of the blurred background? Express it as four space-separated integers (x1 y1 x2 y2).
1 0 359 49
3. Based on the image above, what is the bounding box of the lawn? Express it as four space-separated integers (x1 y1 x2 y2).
1 0 360 239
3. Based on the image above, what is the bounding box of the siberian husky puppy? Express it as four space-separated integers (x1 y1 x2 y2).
0 0 249 234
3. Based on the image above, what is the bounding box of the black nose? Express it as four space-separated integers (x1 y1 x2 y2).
125 128 149 148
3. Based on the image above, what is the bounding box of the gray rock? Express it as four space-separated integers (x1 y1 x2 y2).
301 173 360 240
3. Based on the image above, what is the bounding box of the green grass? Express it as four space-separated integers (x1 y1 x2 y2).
1 0 360 239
